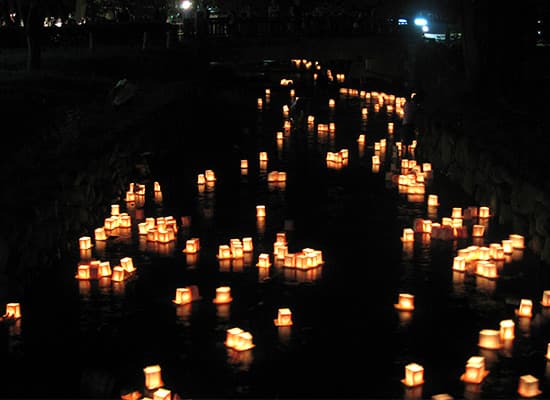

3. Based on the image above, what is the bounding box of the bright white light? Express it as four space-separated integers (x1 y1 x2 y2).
414 17 428 26
422 25 429 32
181 0 192 10
398 18 408 25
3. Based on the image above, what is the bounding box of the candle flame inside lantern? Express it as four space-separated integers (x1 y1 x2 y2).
213 286 233 304
274 308 293 327
143 365 164 390
461 356 488 384
394 293 415 311
4 303 21 319
516 299 533 318
518 374 542 398
402 363 424 387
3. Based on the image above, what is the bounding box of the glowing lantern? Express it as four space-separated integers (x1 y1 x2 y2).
489 243 504 260
79 236 92 250
257 253 271 268
183 238 200 254
259 152 268 162
401 228 414 243
217 245 232 260
452 207 462 219
225 327 244 348
510 234 525 249
541 290 550 307
94 227 107 241
143 365 163 390
422 163 432 172
284 253 296 268
479 206 490 219
274 308 293 327
461 356 488 384
4 303 21 319
257 98 263 109
213 286 233 304
120 214 131 228
421 220 432 234
478 247 490 261
372 155 380 165
361 107 368 117
153 388 171 400
387 122 394 134
394 293 415 311
76 264 91 280
427 194 439 207
502 239 513 254
357 134 365 144
329 99 335 108
516 299 533 318
111 204 120 216
111 266 125 282
307 115 315 124
173 287 192 305
197 174 206 185
546 343 550 360
276 245 288 260
277 172 286 182
518 375 542 398
232 243 244 258
452 256 466 272
125 191 136 203
234 331 255 351
476 261 498 279
500 319 515 340
478 329 502 350
205 169 216 182
241 159 248 170
120 257 135 273
242 237 253 252
402 363 424 387
256 205 266 218
265 88 271 96
98 261 112 278
472 224 485 238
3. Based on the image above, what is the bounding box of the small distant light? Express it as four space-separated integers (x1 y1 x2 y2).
181 0 192 10
537 30 542 35
398 18 408 25
422 25 429 32
414 17 427 26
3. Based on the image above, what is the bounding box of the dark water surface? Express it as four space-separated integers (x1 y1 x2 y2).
2 60 550 399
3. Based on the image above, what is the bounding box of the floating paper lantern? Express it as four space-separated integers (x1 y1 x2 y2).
478 329 502 349
489 243 504 260
516 299 533 318
111 204 120 216
265 88 271 96
4 303 21 319
76 264 90 280
401 228 414 242
213 286 233 304
257 253 271 268
256 205 266 218
402 363 424 387
461 356 488 384
241 159 248 170
143 365 164 390
387 122 394 134
427 194 439 207
502 239 513 254
183 238 200 254
153 388 171 400
394 293 415 311
284 253 296 268
259 152 268 162
94 227 107 241
197 174 206 185
173 287 192 305
518 375 542 398
307 115 315 124
274 308 293 327
232 243 244 259
111 266 125 282
472 224 485 238
234 331 255 351
98 261 112 278
242 237 253 252
452 207 462 219
257 98 263 109
120 214 131 228
452 256 466 272
226 328 243 348
276 245 288 260
120 257 135 273
205 170 216 182
329 99 335 108
79 236 92 250
475 261 498 279
500 319 515 340
217 245 232 260
479 206 490 219
510 234 525 249
357 134 365 144
541 290 550 307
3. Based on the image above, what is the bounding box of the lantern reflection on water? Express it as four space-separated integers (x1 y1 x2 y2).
143 365 164 390
460 356 489 384
518 375 542 398
274 308 293 327
402 363 424 387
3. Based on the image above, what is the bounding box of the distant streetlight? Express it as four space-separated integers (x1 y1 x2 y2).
181 0 192 10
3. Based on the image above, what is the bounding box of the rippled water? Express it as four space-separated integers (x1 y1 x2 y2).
2 60 550 399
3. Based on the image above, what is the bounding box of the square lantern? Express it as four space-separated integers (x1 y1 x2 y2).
241 159 248 170
427 194 439 207
516 299 533 318
274 308 293 327
478 329 502 350
183 238 200 254
242 237 253 252
213 286 233 304
518 375 542 398
257 98 263 109
4 303 21 319
173 287 192 305
217 245 232 260
394 293 415 311
500 319 515 340
509 234 525 249
76 264 90 280
502 239 513 254
225 328 244 349
94 227 107 241
259 152 268 162
479 206 490 219
197 174 206 185
153 388 171 400
452 207 462 219
402 363 424 387
235 331 255 351
138 222 149 235
472 224 485 238
546 343 550 360
231 243 244 259
120 214 132 228
98 261 112 278
111 204 120 216
372 155 380 165
461 356 488 384
401 228 415 243
453 256 466 272
284 253 296 268
541 290 550 307
489 243 504 260
276 245 288 260
111 266 125 282
143 365 163 390
79 236 92 250
257 253 271 268
256 205 266 218
120 257 135 273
